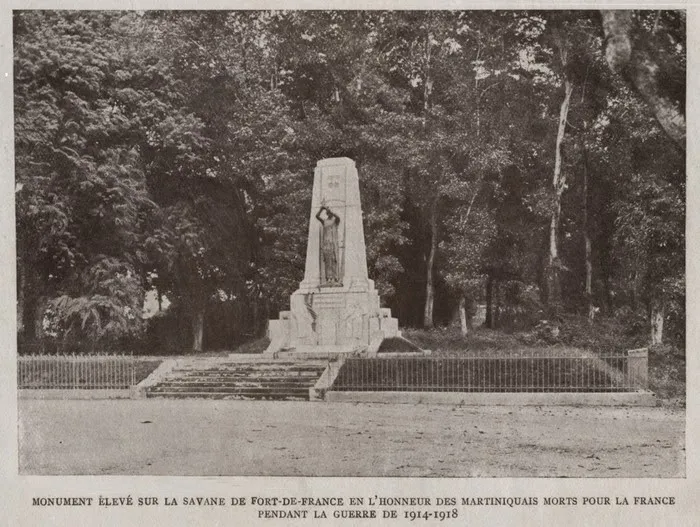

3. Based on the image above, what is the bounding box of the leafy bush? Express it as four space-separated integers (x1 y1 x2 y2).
48 257 146 344
493 281 545 332
517 314 647 354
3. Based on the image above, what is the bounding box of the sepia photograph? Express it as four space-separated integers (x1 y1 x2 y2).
13 7 687 485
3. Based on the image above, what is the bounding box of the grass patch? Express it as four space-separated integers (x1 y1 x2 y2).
205 336 270 356
133 360 163 383
402 326 584 358
232 336 270 354
377 337 424 354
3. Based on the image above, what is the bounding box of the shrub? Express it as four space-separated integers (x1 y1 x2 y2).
518 314 648 355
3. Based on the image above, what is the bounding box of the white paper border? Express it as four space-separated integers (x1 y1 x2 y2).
1 2 696 525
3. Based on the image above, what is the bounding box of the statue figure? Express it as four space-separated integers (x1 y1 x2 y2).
316 205 340 285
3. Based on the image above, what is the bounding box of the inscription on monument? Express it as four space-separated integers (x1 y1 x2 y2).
323 168 345 201
327 173 340 189
319 317 337 345
313 294 346 309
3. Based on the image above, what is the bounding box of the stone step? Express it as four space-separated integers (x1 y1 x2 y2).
148 385 311 393
144 359 328 401
162 374 320 384
167 370 323 379
177 361 328 371
152 381 316 389
169 370 324 377
174 363 327 368
168 370 323 379
146 391 309 400
159 377 317 384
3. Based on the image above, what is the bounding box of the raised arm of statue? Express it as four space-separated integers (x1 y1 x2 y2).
326 207 339 224
316 205 339 225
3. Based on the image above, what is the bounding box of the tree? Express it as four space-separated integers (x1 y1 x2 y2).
539 13 601 311
365 12 514 328
545 35 574 310
600 10 685 150
583 65 684 345
138 12 299 351
14 11 204 347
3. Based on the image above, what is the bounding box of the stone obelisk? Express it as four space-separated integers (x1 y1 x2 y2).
265 158 400 356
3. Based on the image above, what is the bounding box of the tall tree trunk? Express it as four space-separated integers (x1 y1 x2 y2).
251 296 260 335
17 261 25 335
458 296 468 337
650 298 664 345
423 198 438 328
584 230 594 320
631 268 639 310
192 306 205 353
582 144 594 322
485 275 493 329
421 29 436 329
494 280 501 329
423 32 433 115
605 274 614 314
33 296 46 341
546 77 574 309
601 10 685 149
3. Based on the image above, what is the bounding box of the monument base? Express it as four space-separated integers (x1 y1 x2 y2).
274 345 362 360
264 280 401 357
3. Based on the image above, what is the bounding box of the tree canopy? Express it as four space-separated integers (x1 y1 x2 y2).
15 10 685 353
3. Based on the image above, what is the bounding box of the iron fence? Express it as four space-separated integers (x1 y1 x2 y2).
18 354 136 390
330 353 648 393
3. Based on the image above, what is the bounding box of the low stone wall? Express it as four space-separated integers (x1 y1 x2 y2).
309 358 345 401
325 390 657 406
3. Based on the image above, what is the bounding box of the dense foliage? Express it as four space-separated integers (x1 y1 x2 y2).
14 10 685 353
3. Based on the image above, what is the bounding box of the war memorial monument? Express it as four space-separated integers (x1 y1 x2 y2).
265 157 401 357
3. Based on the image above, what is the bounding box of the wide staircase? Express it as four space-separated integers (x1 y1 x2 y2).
145 358 328 401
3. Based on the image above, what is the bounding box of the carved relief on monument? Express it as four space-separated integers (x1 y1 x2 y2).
343 297 365 346
290 295 316 346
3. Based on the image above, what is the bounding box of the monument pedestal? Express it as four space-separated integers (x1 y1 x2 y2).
267 280 401 356
264 158 400 357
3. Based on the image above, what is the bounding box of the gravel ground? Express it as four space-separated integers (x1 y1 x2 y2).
18 399 684 477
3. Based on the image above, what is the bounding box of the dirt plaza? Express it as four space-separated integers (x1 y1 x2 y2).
18 399 684 477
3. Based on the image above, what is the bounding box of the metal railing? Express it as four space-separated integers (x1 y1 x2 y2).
18 354 136 390
330 352 648 393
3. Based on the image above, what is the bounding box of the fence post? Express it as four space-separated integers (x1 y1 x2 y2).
627 348 648 389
